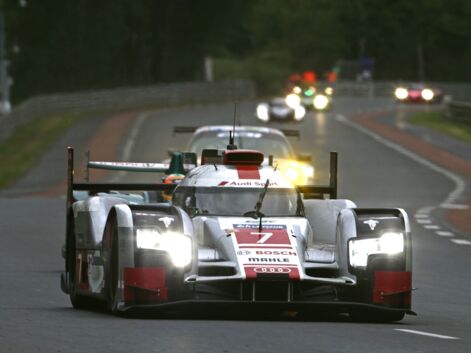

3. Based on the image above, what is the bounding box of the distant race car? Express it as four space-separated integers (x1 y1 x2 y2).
61 146 414 322
394 84 443 104
175 125 314 185
256 97 306 123
288 85 333 111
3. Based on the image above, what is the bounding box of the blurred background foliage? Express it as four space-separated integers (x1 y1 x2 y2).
2 0 471 100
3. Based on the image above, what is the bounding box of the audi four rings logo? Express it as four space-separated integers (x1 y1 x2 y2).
253 267 292 274
237 250 251 256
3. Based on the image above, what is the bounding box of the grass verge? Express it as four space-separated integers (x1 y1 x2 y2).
0 113 80 189
408 111 471 144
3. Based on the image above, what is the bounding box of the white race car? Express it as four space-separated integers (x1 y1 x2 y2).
175 125 314 185
61 145 413 322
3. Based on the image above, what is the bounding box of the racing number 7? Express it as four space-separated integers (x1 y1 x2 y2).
251 232 273 244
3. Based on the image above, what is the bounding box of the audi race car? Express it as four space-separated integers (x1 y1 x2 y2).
61 145 414 322
394 83 443 104
256 97 306 122
174 125 314 185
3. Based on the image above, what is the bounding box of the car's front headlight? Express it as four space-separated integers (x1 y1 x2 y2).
256 104 269 122
349 232 404 268
136 229 192 268
294 105 306 121
286 93 301 109
313 94 329 110
278 160 314 184
394 87 408 100
421 88 434 101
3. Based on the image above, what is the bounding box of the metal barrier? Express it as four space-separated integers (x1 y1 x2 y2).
446 100 471 125
0 80 255 143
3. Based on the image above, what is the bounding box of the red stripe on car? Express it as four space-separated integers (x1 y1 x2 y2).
236 165 260 179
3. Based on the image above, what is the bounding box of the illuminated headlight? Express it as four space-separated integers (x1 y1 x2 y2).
325 87 334 95
313 94 329 110
395 87 408 100
286 93 301 109
421 88 434 101
301 164 314 179
279 161 313 184
256 104 269 122
284 167 299 182
294 105 306 121
136 229 192 268
349 232 404 268
293 86 302 94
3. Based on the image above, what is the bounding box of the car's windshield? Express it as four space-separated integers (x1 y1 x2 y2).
173 186 302 217
189 131 294 159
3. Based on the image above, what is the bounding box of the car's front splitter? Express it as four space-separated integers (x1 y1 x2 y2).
119 299 416 318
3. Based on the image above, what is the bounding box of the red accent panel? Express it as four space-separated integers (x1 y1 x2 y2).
234 227 290 245
123 267 167 303
236 165 260 180
373 271 412 306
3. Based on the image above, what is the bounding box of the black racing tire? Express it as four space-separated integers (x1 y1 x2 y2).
103 212 121 314
350 309 405 323
66 220 94 309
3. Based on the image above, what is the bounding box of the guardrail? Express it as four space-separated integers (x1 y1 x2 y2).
446 100 471 124
0 80 255 143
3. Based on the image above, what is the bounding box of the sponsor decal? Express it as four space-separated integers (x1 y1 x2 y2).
217 181 279 187
253 267 292 274
364 219 379 230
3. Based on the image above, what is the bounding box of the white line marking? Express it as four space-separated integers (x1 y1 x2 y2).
110 112 149 182
440 203 469 210
414 214 429 219
450 239 471 245
417 206 435 215
395 329 459 340
424 225 440 230
335 114 466 207
435 231 455 237
416 219 431 224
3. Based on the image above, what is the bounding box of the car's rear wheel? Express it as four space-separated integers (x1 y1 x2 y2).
104 213 121 314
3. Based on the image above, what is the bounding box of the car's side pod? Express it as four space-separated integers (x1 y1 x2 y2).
337 208 413 312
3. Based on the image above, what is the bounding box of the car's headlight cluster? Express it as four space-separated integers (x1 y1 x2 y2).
278 160 314 184
256 104 269 122
286 93 301 109
313 94 329 110
394 87 408 100
136 229 192 268
349 232 404 268
421 88 434 101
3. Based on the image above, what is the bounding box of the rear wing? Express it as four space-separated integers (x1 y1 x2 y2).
84 151 197 181
173 126 300 139
66 147 179 208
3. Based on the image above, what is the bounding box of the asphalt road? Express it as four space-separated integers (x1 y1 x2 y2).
0 97 470 352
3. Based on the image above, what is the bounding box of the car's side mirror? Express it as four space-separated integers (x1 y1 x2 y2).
297 153 312 162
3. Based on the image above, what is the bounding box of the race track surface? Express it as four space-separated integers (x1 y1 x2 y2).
0 98 470 352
